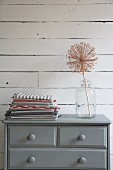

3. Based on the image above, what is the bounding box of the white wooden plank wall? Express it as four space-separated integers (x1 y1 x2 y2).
0 0 113 169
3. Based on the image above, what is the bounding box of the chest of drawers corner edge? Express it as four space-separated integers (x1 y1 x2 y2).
3 114 111 170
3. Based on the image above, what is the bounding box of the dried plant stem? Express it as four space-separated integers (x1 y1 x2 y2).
82 71 91 116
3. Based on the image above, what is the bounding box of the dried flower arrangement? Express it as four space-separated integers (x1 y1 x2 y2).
66 42 98 116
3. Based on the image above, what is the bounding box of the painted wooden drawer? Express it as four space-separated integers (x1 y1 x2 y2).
8 125 57 147
58 126 107 148
8 148 107 169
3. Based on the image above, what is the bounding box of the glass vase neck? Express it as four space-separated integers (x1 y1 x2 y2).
80 79 91 87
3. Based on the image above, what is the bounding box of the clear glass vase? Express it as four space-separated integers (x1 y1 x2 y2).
76 80 96 118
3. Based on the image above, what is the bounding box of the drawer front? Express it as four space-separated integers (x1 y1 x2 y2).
58 126 107 148
8 125 57 147
8 148 106 169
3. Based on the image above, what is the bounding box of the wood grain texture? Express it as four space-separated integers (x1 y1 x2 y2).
0 72 38 88
1 39 113 55
0 105 7 120
0 55 68 72
1 22 113 39
39 72 113 88
0 0 113 5
0 4 113 22
0 56 40 72
0 55 113 72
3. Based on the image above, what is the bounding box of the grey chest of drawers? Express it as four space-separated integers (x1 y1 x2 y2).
3 114 110 170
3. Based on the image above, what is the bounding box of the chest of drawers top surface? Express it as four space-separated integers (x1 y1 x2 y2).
3 114 111 125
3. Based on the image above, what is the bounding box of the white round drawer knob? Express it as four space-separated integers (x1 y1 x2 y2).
79 134 85 141
79 157 86 164
28 134 35 140
28 156 35 163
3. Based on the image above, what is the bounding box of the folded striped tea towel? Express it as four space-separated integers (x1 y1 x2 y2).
13 93 52 100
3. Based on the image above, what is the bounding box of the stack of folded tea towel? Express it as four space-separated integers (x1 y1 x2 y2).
5 93 60 120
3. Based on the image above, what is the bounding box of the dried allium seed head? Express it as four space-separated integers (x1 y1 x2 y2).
67 42 98 72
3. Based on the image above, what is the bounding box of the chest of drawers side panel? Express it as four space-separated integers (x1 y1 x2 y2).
4 124 8 170
107 124 110 170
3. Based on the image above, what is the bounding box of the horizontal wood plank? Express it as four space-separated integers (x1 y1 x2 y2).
0 56 39 71
0 39 113 55
0 55 113 72
1 22 113 39
39 72 113 88
96 106 113 121
0 0 112 5
59 106 113 119
0 88 75 104
0 105 7 120
0 4 113 22
0 88 113 105
0 72 38 88
95 55 113 71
